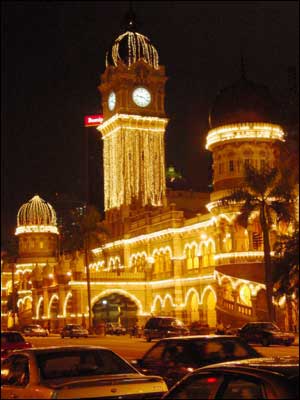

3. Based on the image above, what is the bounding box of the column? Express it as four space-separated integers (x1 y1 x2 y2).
43 288 49 319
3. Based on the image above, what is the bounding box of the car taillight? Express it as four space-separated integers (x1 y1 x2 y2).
206 377 218 383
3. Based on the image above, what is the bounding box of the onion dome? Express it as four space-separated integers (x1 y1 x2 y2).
16 195 58 235
105 8 159 69
209 70 279 129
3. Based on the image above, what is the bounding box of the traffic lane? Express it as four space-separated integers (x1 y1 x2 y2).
28 335 299 360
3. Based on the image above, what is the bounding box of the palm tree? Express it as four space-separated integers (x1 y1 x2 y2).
218 164 295 322
272 227 299 330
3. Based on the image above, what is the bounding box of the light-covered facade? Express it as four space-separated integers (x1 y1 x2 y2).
1 13 298 333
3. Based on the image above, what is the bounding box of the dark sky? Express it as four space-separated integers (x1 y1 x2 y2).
1 1 299 247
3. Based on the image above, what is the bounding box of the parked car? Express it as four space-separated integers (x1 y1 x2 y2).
1 346 168 399
1 331 32 361
22 324 49 337
61 324 89 338
162 356 299 399
143 316 189 342
131 335 261 388
237 322 295 346
105 322 126 335
189 321 211 335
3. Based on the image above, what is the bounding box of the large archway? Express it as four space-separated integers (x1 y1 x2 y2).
92 292 138 331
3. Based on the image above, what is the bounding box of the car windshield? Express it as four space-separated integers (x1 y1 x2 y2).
37 349 136 380
259 323 281 331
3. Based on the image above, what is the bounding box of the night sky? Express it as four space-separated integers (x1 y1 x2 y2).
1 1 299 247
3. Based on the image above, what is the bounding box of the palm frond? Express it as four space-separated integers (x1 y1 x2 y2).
244 164 278 197
269 201 294 224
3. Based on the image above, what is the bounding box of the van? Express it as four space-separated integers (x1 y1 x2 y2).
144 316 189 342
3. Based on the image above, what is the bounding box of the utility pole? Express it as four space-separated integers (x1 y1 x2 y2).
85 234 93 333
11 259 16 328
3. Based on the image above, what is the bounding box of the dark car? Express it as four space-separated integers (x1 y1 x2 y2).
1 331 33 361
106 322 126 335
237 322 295 346
22 324 49 337
132 335 261 388
143 317 189 342
60 324 89 338
163 356 299 399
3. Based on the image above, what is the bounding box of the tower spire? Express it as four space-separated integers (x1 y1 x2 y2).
123 2 138 31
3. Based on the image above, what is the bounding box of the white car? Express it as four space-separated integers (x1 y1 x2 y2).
1 345 168 399
22 324 49 337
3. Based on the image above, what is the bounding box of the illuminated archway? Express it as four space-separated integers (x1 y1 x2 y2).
201 286 216 328
92 289 142 330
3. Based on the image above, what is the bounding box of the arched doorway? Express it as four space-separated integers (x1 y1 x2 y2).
92 293 138 331
202 288 217 329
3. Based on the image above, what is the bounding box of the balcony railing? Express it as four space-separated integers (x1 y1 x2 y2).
221 298 253 317
89 270 146 281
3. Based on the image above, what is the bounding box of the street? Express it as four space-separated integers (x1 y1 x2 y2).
28 334 299 361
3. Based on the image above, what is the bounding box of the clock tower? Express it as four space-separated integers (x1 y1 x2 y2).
98 11 168 224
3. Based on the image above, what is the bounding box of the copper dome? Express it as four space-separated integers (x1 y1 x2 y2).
209 76 278 129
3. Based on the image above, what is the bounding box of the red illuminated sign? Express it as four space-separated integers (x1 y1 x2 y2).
84 114 104 127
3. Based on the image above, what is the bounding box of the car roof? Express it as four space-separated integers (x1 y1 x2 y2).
12 345 112 354
158 335 239 341
1 331 24 335
197 356 299 377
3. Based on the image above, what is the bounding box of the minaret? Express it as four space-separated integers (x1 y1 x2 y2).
98 10 168 223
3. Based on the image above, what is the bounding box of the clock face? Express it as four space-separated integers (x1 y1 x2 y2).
108 91 116 111
132 87 151 107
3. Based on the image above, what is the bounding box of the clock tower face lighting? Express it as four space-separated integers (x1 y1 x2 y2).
132 87 151 107
108 91 116 111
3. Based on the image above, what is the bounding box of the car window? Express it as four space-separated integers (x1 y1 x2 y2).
219 376 265 399
190 339 258 366
37 350 135 379
2 333 25 343
166 373 222 399
1 355 30 387
143 342 167 362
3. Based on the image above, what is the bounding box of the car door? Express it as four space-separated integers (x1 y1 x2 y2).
139 341 167 377
1 354 33 399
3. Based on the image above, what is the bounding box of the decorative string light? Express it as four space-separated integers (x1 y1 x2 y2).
108 31 159 70
99 114 168 211
206 122 285 150
16 195 58 235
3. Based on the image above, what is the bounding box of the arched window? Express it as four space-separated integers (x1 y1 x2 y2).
191 246 199 269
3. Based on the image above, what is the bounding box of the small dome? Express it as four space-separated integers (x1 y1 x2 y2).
106 9 159 69
17 195 57 227
209 76 278 129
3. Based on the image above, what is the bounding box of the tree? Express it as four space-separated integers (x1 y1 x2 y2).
62 205 110 331
219 164 295 322
272 228 299 330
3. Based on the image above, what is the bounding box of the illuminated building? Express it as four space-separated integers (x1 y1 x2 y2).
1 11 298 332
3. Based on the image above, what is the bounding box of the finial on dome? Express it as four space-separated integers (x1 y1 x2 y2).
123 2 138 31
